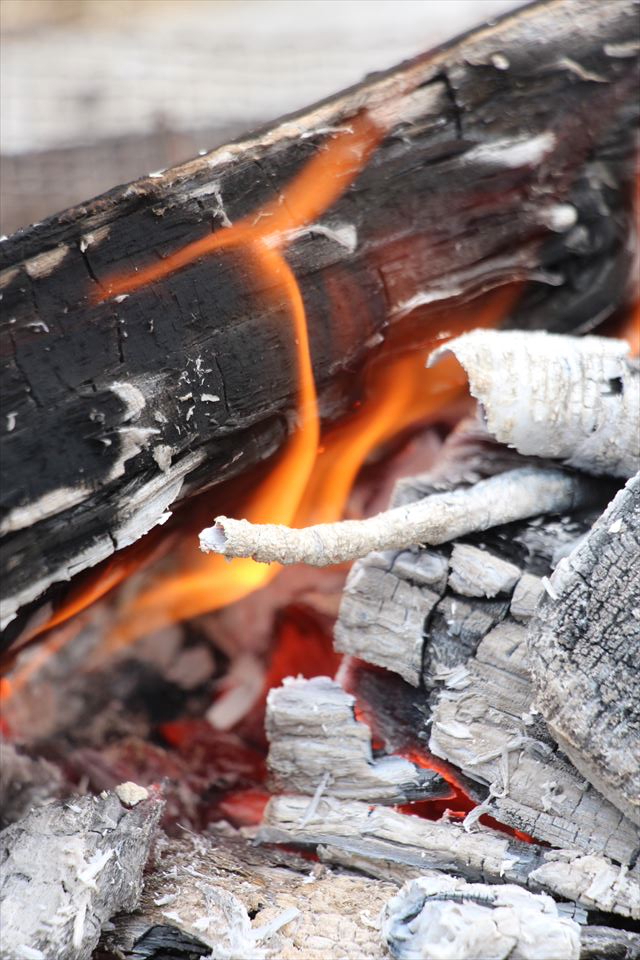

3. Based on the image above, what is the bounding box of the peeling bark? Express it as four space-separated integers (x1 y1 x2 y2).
430 331 640 478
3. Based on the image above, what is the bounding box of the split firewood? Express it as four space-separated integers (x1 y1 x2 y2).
1 0 638 628
0 785 163 960
527 474 640 825
426 619 639 863
266 675 448 804
259 795 640 919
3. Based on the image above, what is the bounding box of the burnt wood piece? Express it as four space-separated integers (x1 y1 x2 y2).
265 675 449 803
0 786 164 960
1 0 638 629
259 795 640 918
528 474 640 825
334 438 638 862
97 828 640 960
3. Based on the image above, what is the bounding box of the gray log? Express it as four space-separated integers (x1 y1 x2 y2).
259 795 640 918
0 788 163 960
527 474 640 825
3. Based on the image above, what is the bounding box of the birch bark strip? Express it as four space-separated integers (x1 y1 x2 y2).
429 331 640 478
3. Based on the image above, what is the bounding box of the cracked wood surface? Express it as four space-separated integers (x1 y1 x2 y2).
334 450 638 862
528 474 640 825
1 0 638 630
260 796 640 918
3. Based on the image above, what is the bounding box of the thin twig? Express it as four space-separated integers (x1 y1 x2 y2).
199 468 597 567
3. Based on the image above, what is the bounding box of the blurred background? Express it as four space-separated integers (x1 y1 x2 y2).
1 0 521 235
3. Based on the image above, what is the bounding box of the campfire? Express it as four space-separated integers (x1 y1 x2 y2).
1 1 639 958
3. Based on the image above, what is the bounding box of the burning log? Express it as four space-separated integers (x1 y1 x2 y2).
1 0 638 632
0 785 163 960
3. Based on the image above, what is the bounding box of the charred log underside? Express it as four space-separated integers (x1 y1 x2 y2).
1 0 638 632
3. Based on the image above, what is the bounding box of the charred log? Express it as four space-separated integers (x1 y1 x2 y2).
1 0 638 629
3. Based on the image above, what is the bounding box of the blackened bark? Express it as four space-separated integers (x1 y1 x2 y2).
1 0 638 628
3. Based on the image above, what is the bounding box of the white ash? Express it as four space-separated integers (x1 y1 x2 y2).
0 790 162 960
381 875 581 960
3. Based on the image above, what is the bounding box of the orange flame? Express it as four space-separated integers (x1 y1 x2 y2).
6 108 520 665
91 113 383 647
